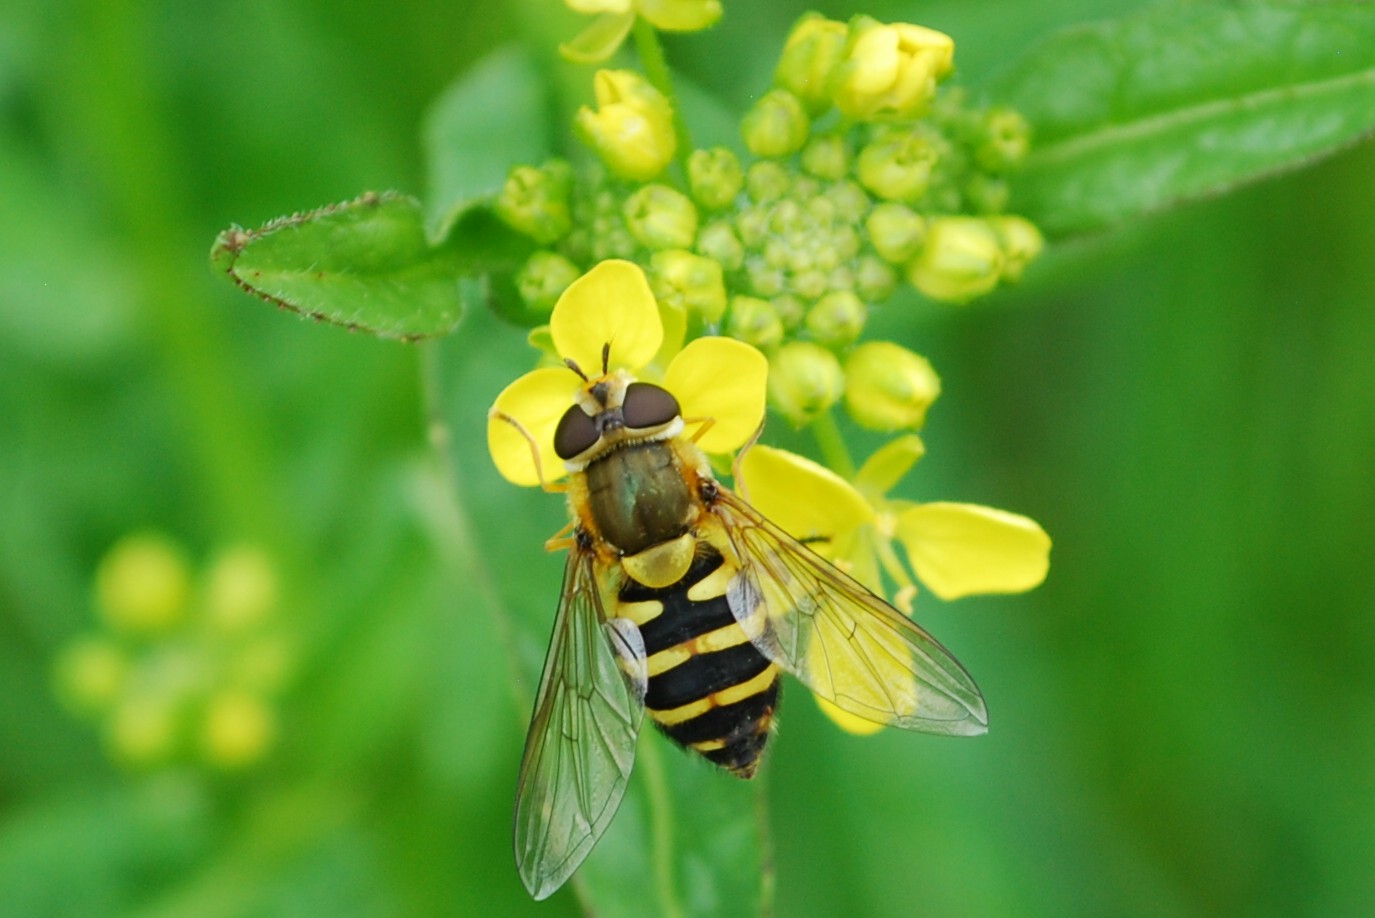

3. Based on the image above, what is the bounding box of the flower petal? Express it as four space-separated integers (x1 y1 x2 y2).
664 336 767 454
559 10 635 64
638 0 722 32
737 445 874 545
852 434 924 500
895 502 1051 600
487 367 578 487
550 260 663 375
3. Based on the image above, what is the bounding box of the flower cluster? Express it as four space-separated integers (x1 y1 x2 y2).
53 533 294 771
496 12 1042 432
489 9 1050 735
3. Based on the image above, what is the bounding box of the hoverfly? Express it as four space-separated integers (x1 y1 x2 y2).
493 341 987 900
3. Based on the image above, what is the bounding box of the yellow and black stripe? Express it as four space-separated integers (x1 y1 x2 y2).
618 545 779 777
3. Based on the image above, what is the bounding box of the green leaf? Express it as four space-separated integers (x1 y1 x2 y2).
211 192 470 340
984 0 1375 238
423 46 551 242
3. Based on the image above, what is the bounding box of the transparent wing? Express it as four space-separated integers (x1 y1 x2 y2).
513 545 647 900
710 487 988 736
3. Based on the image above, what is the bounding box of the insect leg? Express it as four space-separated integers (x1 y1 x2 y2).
489 408 568 494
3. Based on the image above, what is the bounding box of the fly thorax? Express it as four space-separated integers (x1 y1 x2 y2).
584 440 695 558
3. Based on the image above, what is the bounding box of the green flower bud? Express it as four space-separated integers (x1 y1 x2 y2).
976 107 1031 172
688 147 744 211
844 341 941 431
823 180 870 222
771 294 805 329
576 70 677 181
832 17 954 121
855 255 898 302
726 295 784 349
801 133 850 181
623 184 699 251
736 205 767 248
990 215 1044 283
54 637 128 715
696 220 744 270
517 250 583 319
865 202 926 264
964 173 1009 214
746 161 791 203
742 89 810 159
775 13 848 114
768 341 845 426
794 269 829 300
805 290 866 348
96 533 191 636
493 162 573 244
857 131 937 203
650 249 727 324
107 693 181 767
746 259 786 297
907 216 1004 303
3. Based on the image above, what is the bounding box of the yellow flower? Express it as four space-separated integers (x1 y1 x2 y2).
738 436 1050 733
832 17 954 121
562 0 723 64
487 260 767 487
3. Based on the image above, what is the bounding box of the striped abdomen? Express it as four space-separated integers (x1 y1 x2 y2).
617 545 779 777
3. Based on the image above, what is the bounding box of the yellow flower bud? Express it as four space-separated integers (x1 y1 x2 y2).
54 637 128 715
201 689 276 770
633 0 721 32
623 183 699 251
865 202 926 263
805 290 866 348
205 545 278 634
741 89 810 159
832 18 954 121
493 161 573 244
768 341 845 426
726 295 784 349
844 341 941 431
990 215 1044 283
96 533 191 636
576 70 677 182
688 147 744 211
774 13 848 114
907 216 1004 303
517 250 584 319
650 249 727 323
857 131 937 203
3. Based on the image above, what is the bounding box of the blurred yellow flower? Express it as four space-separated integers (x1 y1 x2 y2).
562 0 723 63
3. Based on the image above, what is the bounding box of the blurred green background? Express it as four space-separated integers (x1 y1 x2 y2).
3 0 1373 915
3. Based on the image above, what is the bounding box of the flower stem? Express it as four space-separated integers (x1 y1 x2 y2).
638 734 686 918
632 17 695 177
416 341 529 718
810 409 857 480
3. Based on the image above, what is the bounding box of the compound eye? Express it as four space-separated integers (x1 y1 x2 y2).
622 382 681 430
553 405 598 460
